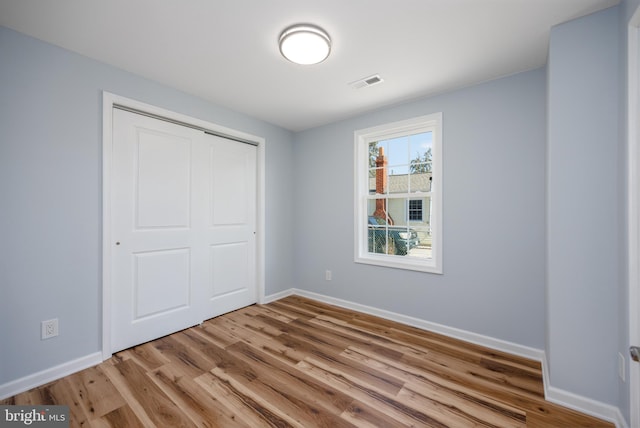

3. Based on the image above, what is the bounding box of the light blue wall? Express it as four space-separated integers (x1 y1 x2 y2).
0 26 295 385
547 5 622 407
620 2 633 424
293 68 547 350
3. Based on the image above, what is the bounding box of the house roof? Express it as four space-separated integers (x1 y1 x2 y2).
369 173 432 194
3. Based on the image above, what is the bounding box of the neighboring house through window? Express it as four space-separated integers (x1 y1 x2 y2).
354 113 442 273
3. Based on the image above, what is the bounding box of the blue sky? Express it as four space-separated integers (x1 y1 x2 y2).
372 131 432 175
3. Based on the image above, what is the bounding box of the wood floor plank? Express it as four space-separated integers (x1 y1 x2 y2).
202 313 307 365
267 299 321 320
39 378 90 428
64 365 125 421
178 324 357 427
226 321 406 398
396 384 525 428
226 307 292 338
90 405 146 428
196 318 243 348
196 370 300 428
224 341 356 418
101 359 193 428
1 389 37 405
343 346 527 426
114 341 171 372
1 296 614 428
340 400 415 428
152 334 216 378
310 310 544 399
1 376 93 428
151 363 255 428
296 357 452 427
245 304 298 324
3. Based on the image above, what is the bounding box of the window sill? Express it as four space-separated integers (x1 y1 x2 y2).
355 254 442 274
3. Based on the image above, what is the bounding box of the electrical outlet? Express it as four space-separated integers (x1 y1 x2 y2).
618 352 625 381
325 270 332 281
42 319 59 340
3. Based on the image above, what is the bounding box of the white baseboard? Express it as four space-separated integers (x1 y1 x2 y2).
545 385 628 428
540 354 626 427
260 288 294 304
0 352 103 401
265 288 627 427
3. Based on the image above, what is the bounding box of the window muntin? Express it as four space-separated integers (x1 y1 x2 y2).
355 113 442 273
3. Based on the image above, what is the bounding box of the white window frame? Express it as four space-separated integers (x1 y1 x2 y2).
354 113 442 273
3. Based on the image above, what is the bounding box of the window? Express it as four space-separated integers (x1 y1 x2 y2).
408 199 423 221
354 113 442 273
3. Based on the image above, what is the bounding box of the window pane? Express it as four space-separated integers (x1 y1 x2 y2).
370 140 390 195
368 226 393 254
367 199 390 225
409 133 432 192
408 227 432 259
388 173 408 194
366 197 430 259
369 140 387 168
369 168 386 194
367 203 392 255
409 132 432 165
409 171 431 193
367 199 376 217
409 131 433 155
386 136 409 173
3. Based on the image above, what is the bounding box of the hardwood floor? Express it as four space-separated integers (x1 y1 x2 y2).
2 296 613 427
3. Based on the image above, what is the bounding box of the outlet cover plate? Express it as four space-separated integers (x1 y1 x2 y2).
42 319 59 340
618 352 625 381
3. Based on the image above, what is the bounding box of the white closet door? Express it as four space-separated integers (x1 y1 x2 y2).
110 109 256 353
201 133 257 319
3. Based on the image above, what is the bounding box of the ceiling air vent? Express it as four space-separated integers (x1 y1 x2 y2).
349 74 384 89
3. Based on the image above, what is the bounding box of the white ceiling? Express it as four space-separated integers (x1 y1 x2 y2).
0 0 620 132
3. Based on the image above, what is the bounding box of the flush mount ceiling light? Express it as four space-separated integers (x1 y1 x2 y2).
279 24 331 65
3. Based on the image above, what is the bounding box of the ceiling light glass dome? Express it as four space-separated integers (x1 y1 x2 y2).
279 24 331 65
